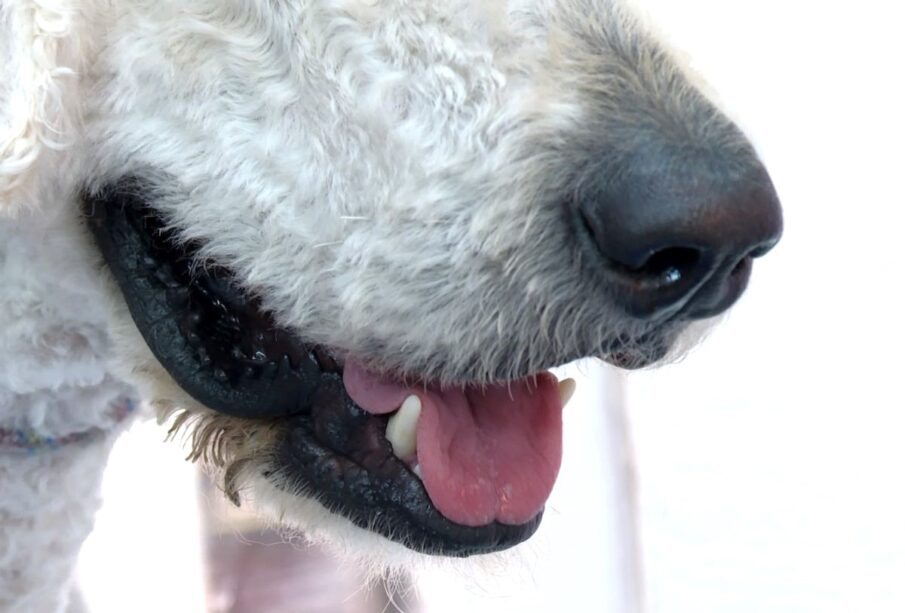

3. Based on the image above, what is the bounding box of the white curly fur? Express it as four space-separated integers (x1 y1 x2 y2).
1 1 756 609
0 203 134 612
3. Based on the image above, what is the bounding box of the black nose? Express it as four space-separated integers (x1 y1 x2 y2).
576 158 783 320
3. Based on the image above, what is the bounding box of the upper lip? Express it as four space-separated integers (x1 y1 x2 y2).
82 177 547 556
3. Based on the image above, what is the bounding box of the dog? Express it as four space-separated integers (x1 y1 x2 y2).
0 0 782 610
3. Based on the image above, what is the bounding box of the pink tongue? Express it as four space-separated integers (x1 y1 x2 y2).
343 360 563 527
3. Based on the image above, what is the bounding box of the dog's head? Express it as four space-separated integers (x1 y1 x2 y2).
2 0 781 560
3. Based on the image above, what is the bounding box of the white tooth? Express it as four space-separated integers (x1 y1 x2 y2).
412 463 422 479
558 378 577 408
386 395 421 460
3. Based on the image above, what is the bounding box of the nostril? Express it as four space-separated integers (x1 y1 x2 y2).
597 244 707 318
629 247 702 287
577 206 704 288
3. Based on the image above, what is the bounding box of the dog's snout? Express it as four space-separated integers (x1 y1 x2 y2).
577 158 783 320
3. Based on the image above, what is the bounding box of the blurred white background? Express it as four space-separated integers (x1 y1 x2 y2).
78 1 905 611
628 1 905 611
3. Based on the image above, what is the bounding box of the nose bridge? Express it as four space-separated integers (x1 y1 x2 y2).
649 161 782 259
592 148 779 252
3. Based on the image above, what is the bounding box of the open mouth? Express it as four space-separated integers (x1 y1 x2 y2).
82 178 576 556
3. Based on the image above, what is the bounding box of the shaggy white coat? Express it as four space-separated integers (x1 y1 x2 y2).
1 1 739 609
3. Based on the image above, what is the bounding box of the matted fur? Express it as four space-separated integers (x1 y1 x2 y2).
1 1 755 609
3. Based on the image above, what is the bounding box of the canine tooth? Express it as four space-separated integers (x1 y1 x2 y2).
386 395 421 460
412 463 422 479
558 378 577 408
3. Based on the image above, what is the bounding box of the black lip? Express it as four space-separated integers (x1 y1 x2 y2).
82 177 541 556
277 375 542 556
84 179 324 419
